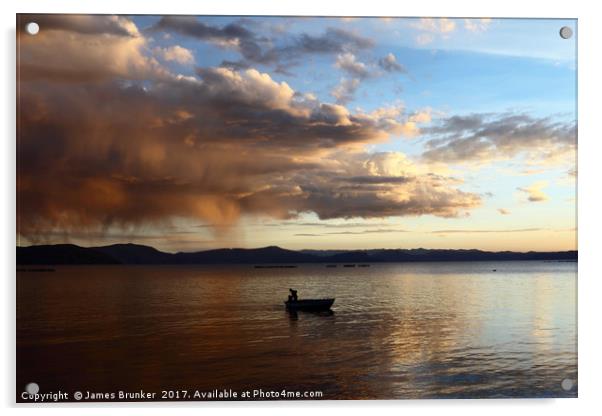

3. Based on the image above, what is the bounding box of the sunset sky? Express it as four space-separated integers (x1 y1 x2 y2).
17 15 577 252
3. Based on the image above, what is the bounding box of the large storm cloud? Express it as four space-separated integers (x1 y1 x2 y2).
17 15 482 240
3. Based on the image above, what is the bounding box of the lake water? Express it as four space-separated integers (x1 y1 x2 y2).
17 261 577 401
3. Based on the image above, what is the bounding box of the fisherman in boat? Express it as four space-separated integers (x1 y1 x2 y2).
289 288 298 302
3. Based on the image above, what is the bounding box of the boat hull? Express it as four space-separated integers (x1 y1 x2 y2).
285 298 335 311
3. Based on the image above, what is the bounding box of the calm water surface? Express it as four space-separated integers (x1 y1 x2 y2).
17 261 577 400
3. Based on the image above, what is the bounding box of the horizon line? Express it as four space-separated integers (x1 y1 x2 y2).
16 242 579 255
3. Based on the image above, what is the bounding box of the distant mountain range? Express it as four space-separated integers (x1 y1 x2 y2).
16 243 578 265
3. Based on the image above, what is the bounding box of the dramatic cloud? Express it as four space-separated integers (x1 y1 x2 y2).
331 78 361 104
333 52 408 103
335 53 370 78
153 45 194 64
364 107 428 137
31 14 140 37
342 176 412 184
408 109 432 124
378 53 406 73
421 113 576 166
17 16 475 240
19 14 168 82
149 16 255 48
517 181 549 202
290 152 481 220
294 28 374 54
149 16 374 69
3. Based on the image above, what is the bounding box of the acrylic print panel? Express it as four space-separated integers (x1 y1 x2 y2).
16 14 577 402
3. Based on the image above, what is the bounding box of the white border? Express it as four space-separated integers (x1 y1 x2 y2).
2 1 600 415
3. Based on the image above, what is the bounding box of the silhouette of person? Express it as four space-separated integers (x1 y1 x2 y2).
289 288 298 301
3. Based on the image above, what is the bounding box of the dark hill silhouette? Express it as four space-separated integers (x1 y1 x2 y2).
328 251 373 263
17 243 577 265
16 244 120 265
94 243 173 264
171 246 317 264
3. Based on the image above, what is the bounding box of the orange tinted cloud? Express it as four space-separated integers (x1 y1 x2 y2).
17 15 481 241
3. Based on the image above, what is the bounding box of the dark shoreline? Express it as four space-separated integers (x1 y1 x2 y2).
17 243 578 266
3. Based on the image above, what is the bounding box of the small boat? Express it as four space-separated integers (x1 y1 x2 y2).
285 298 335 311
